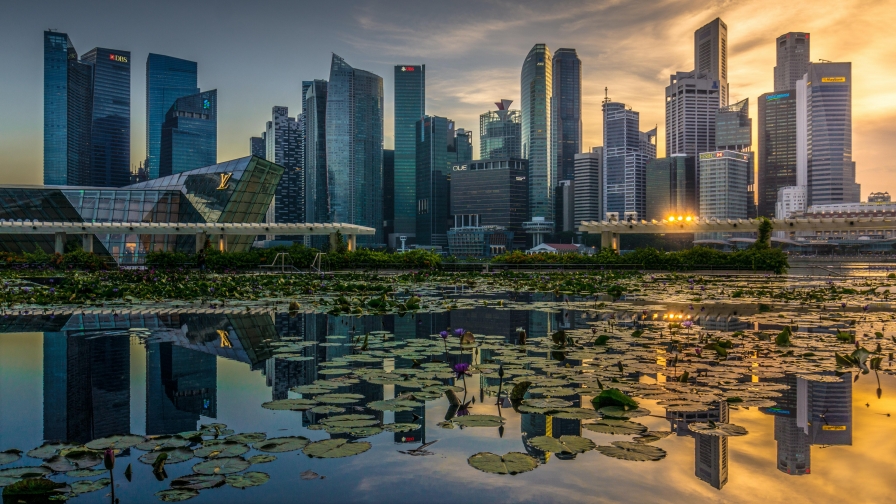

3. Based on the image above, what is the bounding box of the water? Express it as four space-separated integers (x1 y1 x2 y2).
1 287 895 503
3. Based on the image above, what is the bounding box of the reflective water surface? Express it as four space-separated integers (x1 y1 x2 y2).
1 294 895 503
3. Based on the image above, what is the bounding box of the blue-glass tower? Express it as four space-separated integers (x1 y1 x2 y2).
159 90 217 177
393 64 425 245
521 44 553 223
146 54 199 180
326 54 384 245
80 47 131 188
304 79 328 224
552 48 582 181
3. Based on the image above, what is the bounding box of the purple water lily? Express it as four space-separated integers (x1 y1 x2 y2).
439 330 449 339
453 328 464 337
683 320 693 328
453 362 470 377
48 288 55 294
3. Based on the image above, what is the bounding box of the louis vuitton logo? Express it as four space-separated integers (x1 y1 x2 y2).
217 172 233 190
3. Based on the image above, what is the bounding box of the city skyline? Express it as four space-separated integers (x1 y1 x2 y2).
1 0 894 200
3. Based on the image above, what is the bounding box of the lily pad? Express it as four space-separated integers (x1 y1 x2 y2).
550 408 601 420
0 450 22 466
156 489 199 502
193 441 249 459
43 454 77 473
62 450 103 469
0 466 52 479
191 456 250 475
521 398 573 409
592 389 638 410
225 471 270 489
382 423 421 433
528 435 596 454
225 433 267 444
596 441 667 462
254 437 310 453
583 419 648 435
27 442 78 459
314 393 366 404
688 421 749 437
136 435 188 451
170 474 226 490
85 434 146 451
467 452 538 475
261 398 318 411
70 477 111 495
347 427 384 437
634 431 674 444
599 406 651 419
66 468 107 478
138 447 194 465
367 398 423 412
302 439 372 458
453 415 506 428
247 455 276 464
311 405 346 414
291 385 334 394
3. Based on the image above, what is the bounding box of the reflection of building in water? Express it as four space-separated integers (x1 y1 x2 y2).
667 401 729 490
43 332 130 443
521 402 584 462
449 302 529 341
146 341 216 435
798 374 852 446
699 313 751 332
763 374 810 475
266 313 316 400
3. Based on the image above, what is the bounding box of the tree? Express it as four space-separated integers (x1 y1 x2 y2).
753 217 773 250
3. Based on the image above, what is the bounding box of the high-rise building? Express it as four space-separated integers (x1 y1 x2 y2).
416 116 454 247
698 150 750 221
554 180 575 232
665 71 721 159
603 100 655 220
146 54 198 180
304 79 328 226
383 149 395 242
775 33 810 92
758 91 798 217
250 136 266 158
646 155 697 221
552 49 582 181
79 47 132 188
450 158 529 251
798 63 859 206
393 65 425 244
265 106 304 228
326 54 384 246
573 148 602 225
521 44 554 223
716 98 751 151
694 18 729 106
480 100 522 159
159 90 217 177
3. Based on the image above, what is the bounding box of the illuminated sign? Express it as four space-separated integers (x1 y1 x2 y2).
400 66 416 72
217 329 232 348
108 54 128 63
765 407 791 415
766 93 790 101
699 152 724 160
822 425 847 431
452 165 467 171
203 99 210 109
698 151 748 161
217 173 233 190
821 77 846 83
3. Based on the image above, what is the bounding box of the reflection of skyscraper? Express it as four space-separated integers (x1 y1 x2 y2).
668 401 729 490
798 374 852 446
775 416 810 475
146 342 216 435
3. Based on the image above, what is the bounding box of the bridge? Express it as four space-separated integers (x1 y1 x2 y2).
578 216 896 250
0 220 376 253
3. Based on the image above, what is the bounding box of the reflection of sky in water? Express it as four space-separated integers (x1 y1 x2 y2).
0 306 894 503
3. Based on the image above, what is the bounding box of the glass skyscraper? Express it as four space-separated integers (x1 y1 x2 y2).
758 92 797 217
552 48 582 181
646 155 697 221
79 47 131 188
159 90 217 177
775 32 810 92
521 44 553 223
450 158 529 250
393 64 425 244
603 101 655 220
146 54 198 180
326 54 384 245
416 116 454 247
480 100 521 159
265 106 304 228
304 80 328 227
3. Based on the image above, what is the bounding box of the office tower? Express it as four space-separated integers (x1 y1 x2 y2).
450 158 529 251
250 136 266 158
146 342 216 435
146 54 198 180
480 100 522 159
552 49 582 181
798 63 859 206
574 148 602 225
646 155 697 221
454 128 473 164
716 99 751 151
694 18 729 106
758 92 798 217
665 72 721 159
603 100 655 220
159 90 217 177
698 150 750 221
79 47 132 188
775 33 810 92
393 64 425 245
265 106 304 230
694 402 730 489
521 44 554 223
383 149 395 241
44 31 91 186
416 116 454 247
797 374 852 446
326 54 384 245
304 79 328 226
554 180 575 232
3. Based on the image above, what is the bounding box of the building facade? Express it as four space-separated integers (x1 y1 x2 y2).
758 91 798 217
698 150 750 220
694 18 729 106
573 149 602 225
552 48 582 181
521 44 554 223
80 47 132 188
603 101 655 221
775 32 810 92
554 180 575 233
416 116 457 247
265 106 304 228
480 100 521 159
326 54 384 246
393 65 425 243
646 155 697 221
250 137 266 158
304 79 328 226
159 90 217 177
146 54 198 180
450 158 529 250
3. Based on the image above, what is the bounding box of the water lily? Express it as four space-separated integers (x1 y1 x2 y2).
863 304 869 311
104 449 115 470
453 362 470 377
453 328 464 337
48 288 55 294
439 330 449 339
683 320 693 328
695 347 702 356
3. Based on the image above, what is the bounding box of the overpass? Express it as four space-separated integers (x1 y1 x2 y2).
0 220 376 253
578 216 896 250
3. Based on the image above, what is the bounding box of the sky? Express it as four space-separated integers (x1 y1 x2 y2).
1 0 895 197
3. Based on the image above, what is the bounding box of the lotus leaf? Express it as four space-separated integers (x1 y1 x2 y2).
27 442 78 459
261 398 318 411
136 435 188 451
311 405 346 414
521 398 573 409
225 471 270 489
85 434 146 451
688 421 749 437
66 468 106 477
171 474 226 490
61 450 103 469
314 393 366 404
291 385 334 394
193 441 249 459
453 415 506 427
550 408 601 420
247 455 277 464
138 447 194 465
347 427 384 437
0 450 21 466
367 399 422 412
528 435 596 454
635 431 674 444
70 477 111 495
592 388 639 410
43 454 77 473
302 439 372 458
254 436 310 453
599 406 651 419
191 456 250 475
0 466 52 478
583 420 648 435
596 441 666 461
467 452 538 475
156 489 199 502
382 423 421 433
225 432 267 444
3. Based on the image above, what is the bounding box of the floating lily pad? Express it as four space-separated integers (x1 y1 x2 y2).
303 439 371 458
528 435 596 454
599 406 651 419
62 450 103 469
347 427 383 437
453 415 506 428
254 437 310 453
583 420 648 435
138 447 194 465
70 477 111 495
634 431 674 444
43 454 77 473
0 450 22 466
225 433 267 444
521 398 573 409
247 455 276 464
314 393 366 404
171 474 226 490
596 441 667 461
85 434 146 451
66 468 106 478
0 466 52 483
321 419 379 429
191 456 250 475
27 442 78 459
193 441 249 459
156 488 199 502
551 408 601 420
318 368 352 376
467 452 538 475
225 471 270 489
367 399 422 412
136 435 188 451
261 398 318 411
290 385 334 395
688 421 749 437
311 405 346 414
382 423 421 433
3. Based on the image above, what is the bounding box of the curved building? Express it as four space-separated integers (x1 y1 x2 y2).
521 44 553 224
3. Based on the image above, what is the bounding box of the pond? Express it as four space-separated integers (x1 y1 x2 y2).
0 276 895 503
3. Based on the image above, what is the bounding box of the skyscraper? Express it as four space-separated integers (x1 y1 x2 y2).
758 91 798 217
799 63 859 206
698 150 751 222
80 47 132 188
146 54 198 180
43 31 92 186
665 71 721 159
552 49 582 181
416 116 455 247
326 54 384 245
694 18 729 106
393 64 425 245
521 44 554 223
450 158 529 251
603 100 655 220
159 90 217 177
775 33 810 92
383 149 395 241
480 100 521 159
304 80 328 226
646 155 697 221
716 99 754 217
250 136 266 158
265 106 304 228
574 148 603 225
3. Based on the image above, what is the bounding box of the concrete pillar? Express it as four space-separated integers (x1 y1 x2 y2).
196 233 207 253
54 232 66 254
347 234 356 251
329 233 339 251
218 234 228 252
81 234 93 253
600 231 619 251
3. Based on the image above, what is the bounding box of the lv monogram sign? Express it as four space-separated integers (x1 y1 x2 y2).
217 173 233 190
